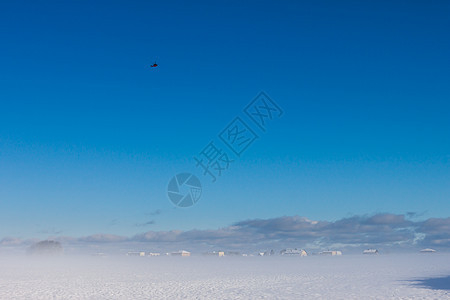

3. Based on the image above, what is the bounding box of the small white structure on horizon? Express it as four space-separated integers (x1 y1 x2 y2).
319 250 342 256
127 251 145 257
420 248 437 253
204 251 225 257
363 249 379 255
280 248 307 256
171 250 191 257
148 252 161 256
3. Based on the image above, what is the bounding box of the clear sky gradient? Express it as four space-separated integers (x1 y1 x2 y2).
0 1 449 239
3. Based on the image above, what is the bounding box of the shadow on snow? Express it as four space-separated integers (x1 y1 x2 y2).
406 275 450 291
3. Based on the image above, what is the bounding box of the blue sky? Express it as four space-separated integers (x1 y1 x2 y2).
0 1 449 243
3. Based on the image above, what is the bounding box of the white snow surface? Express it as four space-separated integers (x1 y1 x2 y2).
0 253 449 299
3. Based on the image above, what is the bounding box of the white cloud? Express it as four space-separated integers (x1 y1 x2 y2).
2 213 450 253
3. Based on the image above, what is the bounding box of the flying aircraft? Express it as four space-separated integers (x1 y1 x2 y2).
150 62 158 68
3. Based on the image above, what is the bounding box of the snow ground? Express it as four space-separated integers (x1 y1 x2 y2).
0 253 449 299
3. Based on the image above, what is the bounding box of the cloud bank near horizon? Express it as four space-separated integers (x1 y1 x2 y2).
2 213 450 253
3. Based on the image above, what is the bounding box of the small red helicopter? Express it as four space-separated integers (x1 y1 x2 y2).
150 62 158 68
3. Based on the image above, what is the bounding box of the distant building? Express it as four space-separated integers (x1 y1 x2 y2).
127 251 145 257
258 250 276 256
363 249 379 255
280 248 307 256
420 248 437 253
171 250 191 257
319 250 342 256
204 251 225 257
148 252 161 256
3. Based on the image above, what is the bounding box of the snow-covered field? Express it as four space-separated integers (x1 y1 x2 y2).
0 253 449 299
